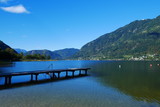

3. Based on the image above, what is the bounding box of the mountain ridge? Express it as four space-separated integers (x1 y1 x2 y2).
54 48 79 59
74 15 160 60
26 49 61 60
0 40 17 53
14 48 27 54
26 48 79 60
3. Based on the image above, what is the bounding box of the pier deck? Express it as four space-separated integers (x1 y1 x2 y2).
0 68 90 85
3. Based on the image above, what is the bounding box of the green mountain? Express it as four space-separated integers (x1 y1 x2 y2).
54 48 79 59
74 16 160 60
0 40 17 53
0 41 14 51
0 40 10 50
27 48 79 60
0 40 20 61
26 50 61 60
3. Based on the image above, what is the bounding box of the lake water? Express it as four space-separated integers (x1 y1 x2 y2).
0 60 160 107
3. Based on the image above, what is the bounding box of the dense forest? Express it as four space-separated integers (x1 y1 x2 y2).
26 48 79 60
0 48 51 61
0 40 51 61
74 16 160 60
0 48 21 61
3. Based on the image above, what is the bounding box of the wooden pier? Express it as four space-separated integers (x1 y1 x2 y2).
0 68 90 85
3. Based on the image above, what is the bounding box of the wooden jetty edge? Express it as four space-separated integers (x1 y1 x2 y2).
0 68 91 85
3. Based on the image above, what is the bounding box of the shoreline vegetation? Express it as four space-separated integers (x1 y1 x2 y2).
20 59 56 62
0 48 51 62
74 53 160 61
0 48 160 62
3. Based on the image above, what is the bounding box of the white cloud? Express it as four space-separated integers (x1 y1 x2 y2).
0 4 30 14
0 0 9 3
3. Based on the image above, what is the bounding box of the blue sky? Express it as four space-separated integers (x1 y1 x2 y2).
0 0 160 51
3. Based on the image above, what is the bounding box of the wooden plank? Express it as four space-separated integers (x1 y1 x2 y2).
0 68 90 77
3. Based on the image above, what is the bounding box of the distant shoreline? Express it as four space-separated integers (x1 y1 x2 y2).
1 59 160 62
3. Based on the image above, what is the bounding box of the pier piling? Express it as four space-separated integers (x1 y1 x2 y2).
0 68 90 86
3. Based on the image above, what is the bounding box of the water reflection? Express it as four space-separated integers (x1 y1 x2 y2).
0 60 94 85
0 61 15 73
91 61 160 103
0 61 14 67
0 60 160 105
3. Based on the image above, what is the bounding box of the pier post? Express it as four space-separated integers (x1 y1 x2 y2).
79 70 81 76
4 76 12 85
72 71 75 77
8 76 12 85
85 70 88 75
5 77 8 85
52 73 55 79
58 72 60 78
35 74 38 81
31 74 33 81
66 71 68 77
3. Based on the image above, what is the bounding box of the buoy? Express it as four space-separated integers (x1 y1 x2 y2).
150 64 152 67
119 65 121 68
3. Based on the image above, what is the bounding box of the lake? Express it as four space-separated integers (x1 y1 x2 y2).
0 60 160 107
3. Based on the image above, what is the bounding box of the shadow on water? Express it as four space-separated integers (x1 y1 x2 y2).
0 74 89 90
90 61 160 103
1 60 160 105
0 60 93 90
0 61 15 74
0 61 14 67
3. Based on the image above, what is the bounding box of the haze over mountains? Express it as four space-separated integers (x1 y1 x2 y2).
26 48 79 60
14 48 79 60
1 15 160 60
0 41 79 60
14 49 27 54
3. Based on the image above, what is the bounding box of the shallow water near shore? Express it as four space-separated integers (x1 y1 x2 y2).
0 60 160 107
